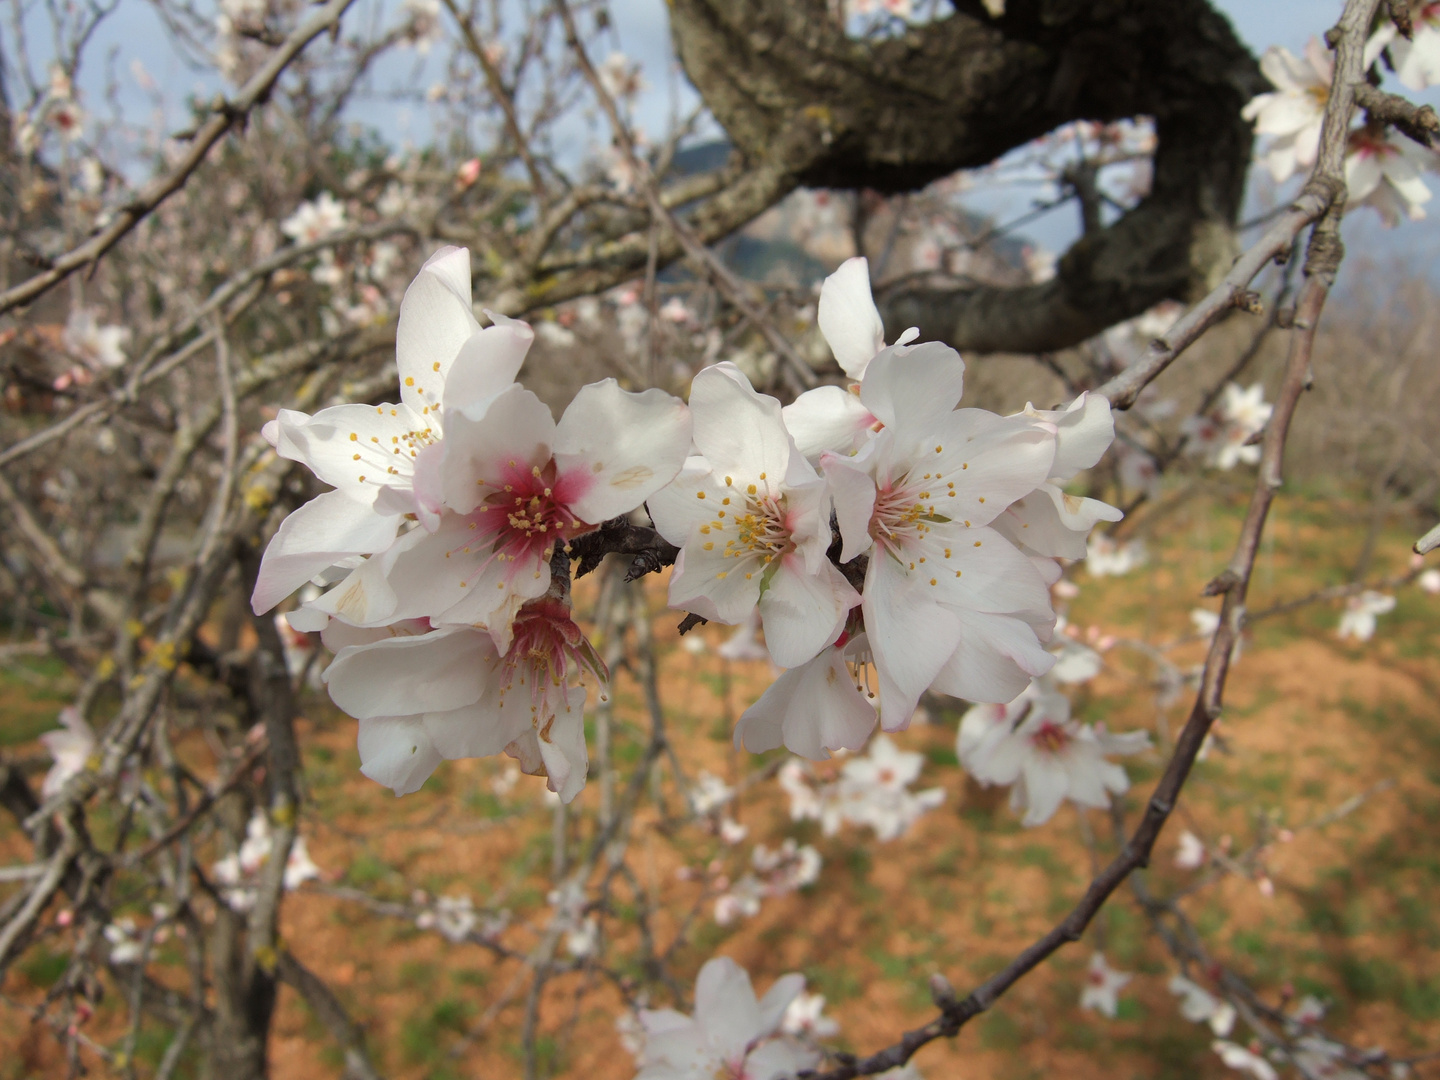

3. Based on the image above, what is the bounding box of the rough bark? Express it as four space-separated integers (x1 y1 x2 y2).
666 0 1265 353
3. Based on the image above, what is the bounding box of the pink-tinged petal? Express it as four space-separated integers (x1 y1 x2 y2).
859 340 966 442
439 385 555 515
325 627 487 719
396 246 482 418
820 451 878 563
442 318 533 417
269 403 427 502
251 489 401 614
689 363 796 484
552 379 691 524
646 457 719 546
735 647 876 759
783 385 877 461
758 555 857 669
779 473 833 574
930 611 1055 704
356 715 443 796
865 555 963 731
535 686 589 803
817 256 885 379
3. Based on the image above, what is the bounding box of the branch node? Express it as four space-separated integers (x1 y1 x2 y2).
1234 290 1264 315
1203 569 1240 596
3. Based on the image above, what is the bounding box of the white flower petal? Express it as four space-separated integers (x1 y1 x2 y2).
817 256 886 379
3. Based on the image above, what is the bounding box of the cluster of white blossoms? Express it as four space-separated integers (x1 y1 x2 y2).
713 839 823 926
779 736 945 842
253 247 691 803
1182 383 1273 472
1243 35 1438 226
210 809 322 912
958 676 1149 827
254 250 1125 804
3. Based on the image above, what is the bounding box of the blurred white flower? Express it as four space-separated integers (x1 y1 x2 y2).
1079 952 1131 1018
416 894 478 943
1337 590 1396 642
1170 974 1236 1036
1212 1040 1278 1080
1346 128 1433 227
781 990 840 1039
635 958 815 1080
1175 829 1206 870
1419 568 1440 595
104 918 145 965
833 735 944 841
1241 40 1331 183
63 308 130 370
598 52 646 100
1368 6 1440 90
690 772 735 815
39 707 95 799
1085 535 1146 577
281 192 347 245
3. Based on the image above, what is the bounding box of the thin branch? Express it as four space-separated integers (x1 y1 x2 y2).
0 0 360 315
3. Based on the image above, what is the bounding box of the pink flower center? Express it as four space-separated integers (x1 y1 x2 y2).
497 598 607 736
468 459 592 564
1029 721 1071 754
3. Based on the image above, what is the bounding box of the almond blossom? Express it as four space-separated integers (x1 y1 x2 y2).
781 256 913 461
323 373 689 649
211 809 322 912
280 192 348 244
781 991 840 1039
957 680 1149 827
632 957 816 1080
416 894 479 942
1170 974 1237 1036
1175 829 1207 870
253 247 530 617
1337 590 1396 642
1346 128 1433 227
1368 4 1440 91
1183 382 1272 470
649 362 858 669
322 595 605 801
39 707 95 799
1079 952 1132 1018
831 734 944 841
822 339 1059 726
1241 41 1331 183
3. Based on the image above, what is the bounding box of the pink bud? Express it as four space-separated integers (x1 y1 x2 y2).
456 158 482 188
56 909 73 927
1278 829 1294 843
